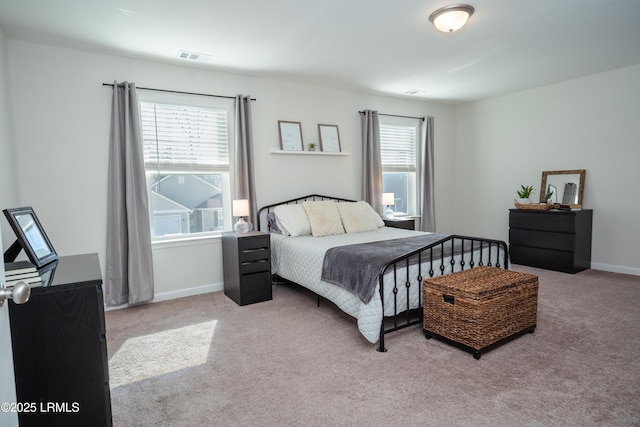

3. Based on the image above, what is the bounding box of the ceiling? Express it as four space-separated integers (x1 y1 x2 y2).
1 0 639 104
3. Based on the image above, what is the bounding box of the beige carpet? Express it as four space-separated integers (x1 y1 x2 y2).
106 265 640 426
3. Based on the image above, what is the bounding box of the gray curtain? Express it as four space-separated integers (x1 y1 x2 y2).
106 81 154 306
234 95 257 226
418 116 436 231
360 110 383 214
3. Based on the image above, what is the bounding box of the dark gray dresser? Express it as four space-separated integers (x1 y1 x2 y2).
509 209 593 273
8 253 112 426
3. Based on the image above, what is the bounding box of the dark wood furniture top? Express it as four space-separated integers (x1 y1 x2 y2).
383 217 416 230
509 209 593 273
222 231 272 306
8 253 112 426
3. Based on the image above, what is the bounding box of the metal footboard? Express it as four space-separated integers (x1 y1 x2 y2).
376 234 509 352
257 195 509 353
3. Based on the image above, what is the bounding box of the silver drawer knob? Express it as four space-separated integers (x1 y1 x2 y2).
0 281 31 308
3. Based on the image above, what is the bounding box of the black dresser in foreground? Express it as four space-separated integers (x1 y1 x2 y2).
509 209 593 273
8 253 112 426
222 231 272 305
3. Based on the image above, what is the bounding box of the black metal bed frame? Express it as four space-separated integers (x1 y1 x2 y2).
257 194 509 352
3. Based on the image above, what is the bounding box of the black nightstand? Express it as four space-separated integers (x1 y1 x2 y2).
383 217 416 230
222 231 272 305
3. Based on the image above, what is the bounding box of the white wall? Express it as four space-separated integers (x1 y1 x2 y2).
0 26 19 427
4 40 456 298
454 64 640 274
4 38 637 304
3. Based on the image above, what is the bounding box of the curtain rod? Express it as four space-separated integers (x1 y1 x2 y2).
102 83 256 101
359 110 424 121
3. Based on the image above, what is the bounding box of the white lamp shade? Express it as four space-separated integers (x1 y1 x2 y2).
232 199 249 217
382 193 395 206
430 5 474 33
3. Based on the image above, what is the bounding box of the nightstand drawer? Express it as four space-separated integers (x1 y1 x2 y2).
240 259 270 275
240 247 270 263
238 236 270 251
238 272 272 305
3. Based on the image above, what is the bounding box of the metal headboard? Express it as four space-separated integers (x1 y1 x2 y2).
256 194 356 232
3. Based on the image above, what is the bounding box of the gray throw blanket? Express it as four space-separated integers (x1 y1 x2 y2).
321 233 450 304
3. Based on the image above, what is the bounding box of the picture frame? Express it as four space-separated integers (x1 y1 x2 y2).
318 124 341 152
3 206 58 268
278 120 304 151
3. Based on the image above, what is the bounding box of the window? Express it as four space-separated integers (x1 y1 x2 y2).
380 123 418 215
140 100 233 240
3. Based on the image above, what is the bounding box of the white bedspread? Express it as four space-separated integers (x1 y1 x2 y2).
271 227 438 343
272 227 507 344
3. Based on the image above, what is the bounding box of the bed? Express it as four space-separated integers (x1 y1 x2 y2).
257 194 508 352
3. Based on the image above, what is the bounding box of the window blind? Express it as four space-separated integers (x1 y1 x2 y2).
141 102 229 173
380 124 417 172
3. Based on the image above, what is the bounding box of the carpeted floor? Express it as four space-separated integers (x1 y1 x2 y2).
105 265 640 426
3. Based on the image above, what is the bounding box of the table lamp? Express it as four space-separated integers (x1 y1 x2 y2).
233 199 253 233
382 193 395 218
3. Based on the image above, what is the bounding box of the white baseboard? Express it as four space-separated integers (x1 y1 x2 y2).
591 262 640 276
105 282 224 311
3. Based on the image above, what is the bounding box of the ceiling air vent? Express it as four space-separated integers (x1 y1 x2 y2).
177 50 210 62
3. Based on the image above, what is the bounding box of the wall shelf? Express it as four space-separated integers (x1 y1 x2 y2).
270 148 350 156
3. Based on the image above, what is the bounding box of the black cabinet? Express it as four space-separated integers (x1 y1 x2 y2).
8 253 112 426
222 231 272 305
509 209 593 273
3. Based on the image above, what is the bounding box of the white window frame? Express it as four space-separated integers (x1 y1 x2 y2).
379 120 419 216
138 91 235 242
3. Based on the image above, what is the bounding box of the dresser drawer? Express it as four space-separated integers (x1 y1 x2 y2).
509 245 576 273
509 211 576 232
509 228 575 251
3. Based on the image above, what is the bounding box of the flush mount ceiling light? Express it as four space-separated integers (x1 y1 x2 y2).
429 4 475 33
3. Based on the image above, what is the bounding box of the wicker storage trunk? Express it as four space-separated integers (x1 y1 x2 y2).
423 266 538 359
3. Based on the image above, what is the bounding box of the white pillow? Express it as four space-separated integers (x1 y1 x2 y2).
273 204 311 237
365 201 385 227
337 201 383 233
303 201 345 237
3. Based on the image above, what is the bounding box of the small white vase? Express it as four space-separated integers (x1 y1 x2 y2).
516 198 531 204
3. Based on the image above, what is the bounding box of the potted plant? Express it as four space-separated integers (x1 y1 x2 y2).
516 185 535 204
543 189 554 204
308 143 317 152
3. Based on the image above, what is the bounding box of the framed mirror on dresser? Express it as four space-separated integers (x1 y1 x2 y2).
539 169 585 207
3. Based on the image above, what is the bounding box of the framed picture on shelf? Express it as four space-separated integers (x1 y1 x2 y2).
3 206 58 267
318 124 341 152
278 120 303 151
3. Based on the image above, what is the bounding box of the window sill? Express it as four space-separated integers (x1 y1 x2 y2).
152 233 222 249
